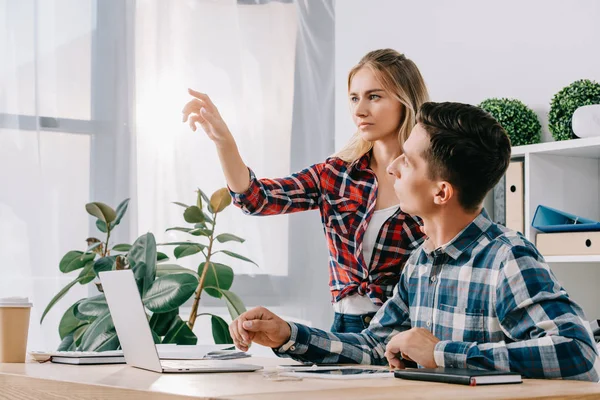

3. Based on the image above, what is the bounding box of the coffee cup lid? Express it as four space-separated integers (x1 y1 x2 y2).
0 297 33 307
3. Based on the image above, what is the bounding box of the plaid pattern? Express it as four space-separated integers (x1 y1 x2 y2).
230 153 425 305
276 210 600 381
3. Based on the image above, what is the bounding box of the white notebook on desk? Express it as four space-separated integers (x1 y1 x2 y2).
31 344 247 365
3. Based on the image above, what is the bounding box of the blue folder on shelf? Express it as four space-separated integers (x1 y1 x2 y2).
532 205 600 233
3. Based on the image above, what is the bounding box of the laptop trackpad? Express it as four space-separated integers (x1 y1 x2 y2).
161 360 262 373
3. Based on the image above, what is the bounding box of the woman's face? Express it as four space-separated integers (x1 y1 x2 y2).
349 67 403 143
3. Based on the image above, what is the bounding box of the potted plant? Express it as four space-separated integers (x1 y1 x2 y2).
549 79 600 141
479 98 541 146
41 188 255 350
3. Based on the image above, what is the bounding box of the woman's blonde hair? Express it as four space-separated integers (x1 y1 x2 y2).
334 49 430 163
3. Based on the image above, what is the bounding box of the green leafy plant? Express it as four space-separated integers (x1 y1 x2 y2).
479 98 541 146
41 188 255 350
161 188 257 343
549 79 600 141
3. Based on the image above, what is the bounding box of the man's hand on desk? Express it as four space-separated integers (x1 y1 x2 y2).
384 327 440 369
229 307 291 352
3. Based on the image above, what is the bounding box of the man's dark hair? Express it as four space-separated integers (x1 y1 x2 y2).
417 102 512 212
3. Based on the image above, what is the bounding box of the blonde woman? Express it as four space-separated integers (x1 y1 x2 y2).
182 49 429 335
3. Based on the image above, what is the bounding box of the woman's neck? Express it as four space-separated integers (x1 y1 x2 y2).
370 137 401 170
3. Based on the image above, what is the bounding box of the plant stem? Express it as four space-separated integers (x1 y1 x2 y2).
188 212 217 330
104 227 111 257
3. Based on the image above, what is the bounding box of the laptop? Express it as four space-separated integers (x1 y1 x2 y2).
99 269 262 373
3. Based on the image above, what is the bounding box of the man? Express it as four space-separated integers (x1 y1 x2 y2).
229 102 600 381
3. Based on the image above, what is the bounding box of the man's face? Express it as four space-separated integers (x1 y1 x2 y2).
386 124 437 216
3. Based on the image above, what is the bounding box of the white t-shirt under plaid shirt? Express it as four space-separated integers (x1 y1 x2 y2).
275 209 600 381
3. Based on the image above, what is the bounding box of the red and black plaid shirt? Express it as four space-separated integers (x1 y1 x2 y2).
229 153 425 306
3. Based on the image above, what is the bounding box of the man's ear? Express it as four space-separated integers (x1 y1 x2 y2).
433 181 454 205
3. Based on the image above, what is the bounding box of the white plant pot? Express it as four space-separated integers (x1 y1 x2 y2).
572 104 600 138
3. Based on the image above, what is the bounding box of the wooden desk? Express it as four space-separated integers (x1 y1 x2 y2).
1 358 600 399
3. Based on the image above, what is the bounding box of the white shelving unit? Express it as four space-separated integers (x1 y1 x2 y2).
503 137 600 317
511 136 600 258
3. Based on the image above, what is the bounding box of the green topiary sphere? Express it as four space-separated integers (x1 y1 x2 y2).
478 98 541 146
548 79 600 141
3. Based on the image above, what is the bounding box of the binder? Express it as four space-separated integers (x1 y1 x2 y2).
492 175 506 225
536 231 600 256
505 161 524 234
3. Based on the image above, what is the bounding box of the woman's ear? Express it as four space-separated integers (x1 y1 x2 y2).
433 181 454 205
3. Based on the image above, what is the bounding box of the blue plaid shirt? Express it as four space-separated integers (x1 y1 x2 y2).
276 210 600 381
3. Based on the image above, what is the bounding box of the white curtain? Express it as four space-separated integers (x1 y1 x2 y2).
135 0 297 276
0 0 94 352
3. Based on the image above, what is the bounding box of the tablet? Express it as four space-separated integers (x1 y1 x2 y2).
279 368 394 380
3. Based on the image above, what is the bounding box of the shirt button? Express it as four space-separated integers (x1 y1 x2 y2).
290 345 296 351
426 320 431 327
430 276 437 283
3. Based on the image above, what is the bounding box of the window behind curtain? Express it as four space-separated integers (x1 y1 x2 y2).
0 0 94 351
134 0 298 276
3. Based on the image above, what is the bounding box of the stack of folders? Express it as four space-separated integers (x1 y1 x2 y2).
532 205 600 256
394 368 522 386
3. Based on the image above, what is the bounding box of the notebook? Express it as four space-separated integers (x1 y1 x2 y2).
394 368 522 386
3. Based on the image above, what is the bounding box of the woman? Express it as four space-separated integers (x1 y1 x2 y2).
182 49 428 335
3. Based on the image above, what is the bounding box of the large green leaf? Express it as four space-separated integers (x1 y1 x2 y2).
75 294 108 321
57 333 75 351
205 287 246 320
143 273 198 313
211 315 233 344
85 241 103 254
210 188 232 213
157 252 169 262
149 309 178 336
151 329 161 344
59 251 96 273
189 228 212 236
215 233 245 244
96 220 107 233
222 289 246 320
128 233 157 295
184 206 205 223
85 202 117 224
218 250 258 267
195 190 204 209
58 300 87 339
156 264 198 278
40 275 88 323
198 262 234 298
73 323 90 346
159 241 207 247
167 227 210 237
174 244 204 259
110 198 130 228
112 243 132 252
197 188 210 205
162 316 198 344
85 329 120 352
78 260 96 284
78 310 116 351
93 256 116 276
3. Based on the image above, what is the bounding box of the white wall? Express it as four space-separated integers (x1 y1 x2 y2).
334 0 600 148
334 0 600 319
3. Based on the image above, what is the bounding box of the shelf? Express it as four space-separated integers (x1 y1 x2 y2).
512 136 600 158
544 255 600 263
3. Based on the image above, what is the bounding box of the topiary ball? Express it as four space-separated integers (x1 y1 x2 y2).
478 98 541 146
549 79 600 141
